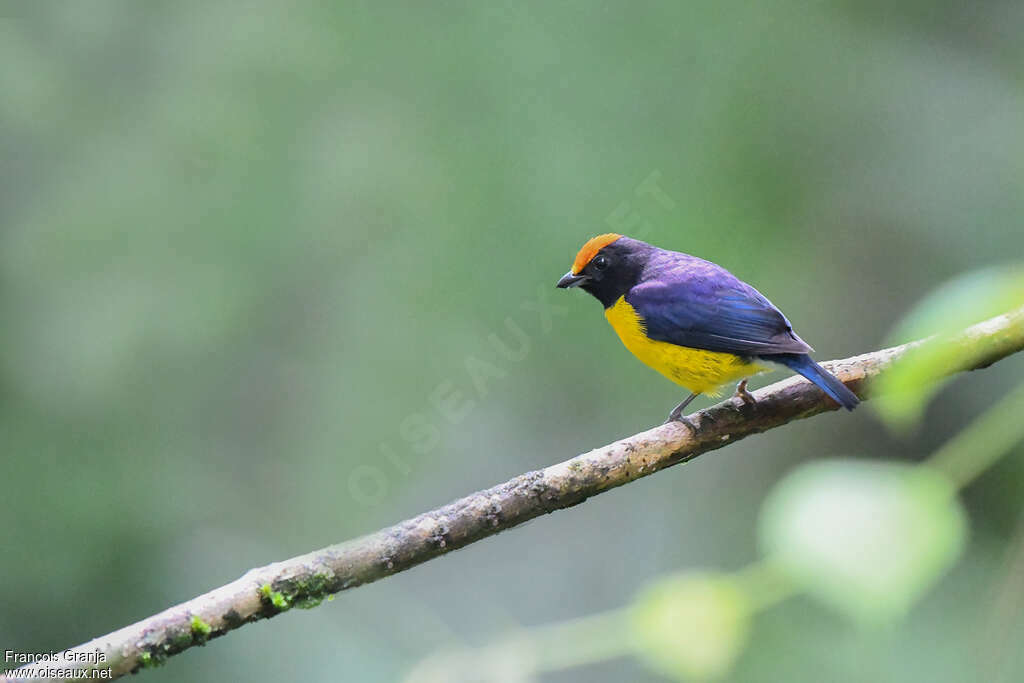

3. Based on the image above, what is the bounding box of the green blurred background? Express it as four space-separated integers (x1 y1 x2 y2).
2 1 1023 680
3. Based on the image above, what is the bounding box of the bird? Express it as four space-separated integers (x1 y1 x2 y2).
556 233 859 425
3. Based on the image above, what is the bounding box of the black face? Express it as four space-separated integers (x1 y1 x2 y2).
557 237 651 308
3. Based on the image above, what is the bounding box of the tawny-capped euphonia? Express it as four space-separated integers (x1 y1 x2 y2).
557 234 859 423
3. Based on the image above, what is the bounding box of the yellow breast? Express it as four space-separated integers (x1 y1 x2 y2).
604 296 766 396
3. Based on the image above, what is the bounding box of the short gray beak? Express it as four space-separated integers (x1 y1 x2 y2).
556 271 588 289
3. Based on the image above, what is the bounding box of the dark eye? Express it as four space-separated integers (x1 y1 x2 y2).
592 255 610 271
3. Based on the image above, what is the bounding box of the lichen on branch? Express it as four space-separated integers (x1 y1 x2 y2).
6 306 1023 682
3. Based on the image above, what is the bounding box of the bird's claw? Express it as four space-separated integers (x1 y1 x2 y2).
734 379 756 406
664 412 698 433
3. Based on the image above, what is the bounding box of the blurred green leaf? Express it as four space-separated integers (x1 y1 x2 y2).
928 380 1024 489
630 572 751 681
4 2 1024 680
759 460 967 625
873 265 1024 430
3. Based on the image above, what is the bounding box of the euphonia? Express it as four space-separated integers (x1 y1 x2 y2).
557 234 859 424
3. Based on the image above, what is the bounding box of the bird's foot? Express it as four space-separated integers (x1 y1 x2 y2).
733 379 756 406
664 412 698 432
665 392 700 432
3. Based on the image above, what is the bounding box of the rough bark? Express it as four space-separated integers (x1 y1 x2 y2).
6 306 1024 681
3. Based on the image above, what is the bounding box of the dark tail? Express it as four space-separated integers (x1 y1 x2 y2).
768 353 859 411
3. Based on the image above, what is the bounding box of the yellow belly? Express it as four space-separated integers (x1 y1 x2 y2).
604 296 766 396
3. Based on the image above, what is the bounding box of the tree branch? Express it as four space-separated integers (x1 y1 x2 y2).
8 306 1024 681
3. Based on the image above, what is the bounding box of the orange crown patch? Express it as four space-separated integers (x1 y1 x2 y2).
572 233 623 273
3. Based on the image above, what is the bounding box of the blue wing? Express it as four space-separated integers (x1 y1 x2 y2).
626 259 812 357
